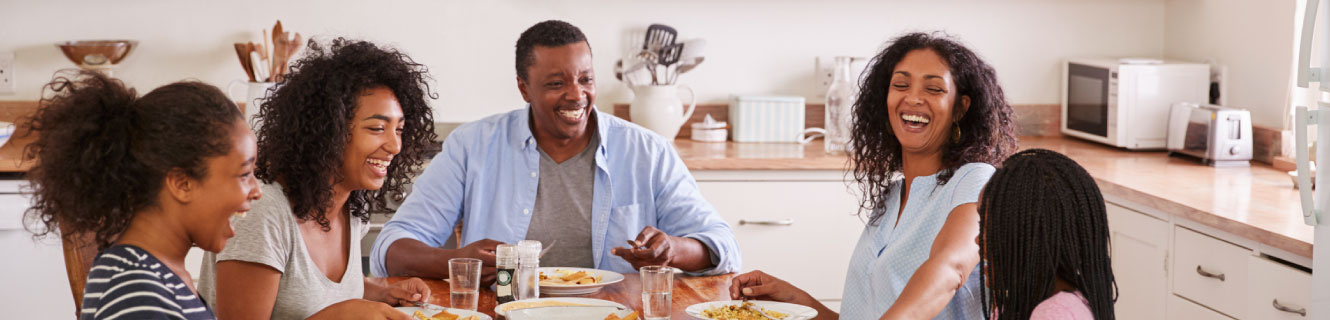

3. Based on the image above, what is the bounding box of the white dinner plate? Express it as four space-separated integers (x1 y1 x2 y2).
394 306 492 320
685 300 818 320
507 306 637 320
537 267 625 296
494 297 629 317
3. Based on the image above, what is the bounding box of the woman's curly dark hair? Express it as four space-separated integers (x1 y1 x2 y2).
254 38 437 231
24 70 242 249
850 32 1018 225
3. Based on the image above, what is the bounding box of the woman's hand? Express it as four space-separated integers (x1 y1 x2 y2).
367 277 432 306
729 271 838 320
728 270 816 306
307 299 411 320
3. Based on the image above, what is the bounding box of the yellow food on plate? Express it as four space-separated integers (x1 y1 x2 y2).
539 269 602 285
605 311 639 320
499 300 595 312
701 302 789 320
411 309 478 320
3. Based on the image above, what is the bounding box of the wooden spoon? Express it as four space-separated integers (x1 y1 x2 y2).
234 43 255 82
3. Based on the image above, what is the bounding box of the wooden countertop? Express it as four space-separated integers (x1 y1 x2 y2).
1019 136 1311 258
676 136 1311 259
674 139 849 171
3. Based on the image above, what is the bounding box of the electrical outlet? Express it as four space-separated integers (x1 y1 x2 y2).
813 56 836 101
0 52 13 95
813 56 868 101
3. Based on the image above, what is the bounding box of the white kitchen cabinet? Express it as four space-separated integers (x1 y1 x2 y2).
1246 256 1311 319
1170 295 1237 320
1172 226 1251 319
0 183 75 318
1106 202 1169 320
694 171 861 308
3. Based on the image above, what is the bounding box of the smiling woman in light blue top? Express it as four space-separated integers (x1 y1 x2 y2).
729 32 1018 320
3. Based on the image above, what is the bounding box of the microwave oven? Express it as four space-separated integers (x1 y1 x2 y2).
1061 58 1210 149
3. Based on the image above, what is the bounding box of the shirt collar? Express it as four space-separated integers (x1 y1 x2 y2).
511 104 610 156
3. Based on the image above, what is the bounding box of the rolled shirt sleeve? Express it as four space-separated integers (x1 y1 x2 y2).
649 138 742 275
369 128 469 277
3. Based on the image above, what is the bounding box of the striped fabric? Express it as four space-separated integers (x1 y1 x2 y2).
79 245 214 320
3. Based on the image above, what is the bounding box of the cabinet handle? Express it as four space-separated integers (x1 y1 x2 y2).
1195 265 1225 281
1272 299 1307 317
738 219 794 226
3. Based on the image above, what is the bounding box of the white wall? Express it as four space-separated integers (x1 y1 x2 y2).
0 0 1165 122
1164 0 1301 129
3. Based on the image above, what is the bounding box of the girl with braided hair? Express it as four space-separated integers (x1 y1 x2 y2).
978 148 1116 319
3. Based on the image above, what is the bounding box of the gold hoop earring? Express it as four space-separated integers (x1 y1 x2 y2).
952 125 961 144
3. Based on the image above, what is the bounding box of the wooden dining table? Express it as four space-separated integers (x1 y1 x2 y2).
374 273 737 319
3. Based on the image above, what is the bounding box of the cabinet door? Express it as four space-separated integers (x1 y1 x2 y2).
696 181 862 301
1169 295 1237 320
1106 202 1169 320
0 193 76 318
1247 256 1311 320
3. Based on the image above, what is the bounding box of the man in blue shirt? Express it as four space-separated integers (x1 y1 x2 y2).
369 20 740 281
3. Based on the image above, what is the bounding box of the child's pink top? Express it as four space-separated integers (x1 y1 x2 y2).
1030 290 1094 320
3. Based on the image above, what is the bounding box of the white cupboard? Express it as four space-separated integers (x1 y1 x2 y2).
694 170 862 310
1106 200 1313 320
1106 202 1170 319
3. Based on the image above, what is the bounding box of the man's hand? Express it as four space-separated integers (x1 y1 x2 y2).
610 226 676 270
457 239 504 285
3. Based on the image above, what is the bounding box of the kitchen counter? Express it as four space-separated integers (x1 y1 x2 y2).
674 139 849 170
1017 136 1310 259
676 136 1311 259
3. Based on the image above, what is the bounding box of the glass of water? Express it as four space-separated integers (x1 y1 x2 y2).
448 258 482 311
639 265 674 320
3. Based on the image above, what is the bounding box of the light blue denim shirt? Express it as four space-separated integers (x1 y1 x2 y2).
370 106 740 276
839 163 994 320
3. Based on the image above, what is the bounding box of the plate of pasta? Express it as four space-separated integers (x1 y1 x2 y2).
395 306 491 320
685 300 818 320
537 267 624 295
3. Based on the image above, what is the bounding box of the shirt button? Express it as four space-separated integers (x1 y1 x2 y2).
523 209 530 215
530 172 537 178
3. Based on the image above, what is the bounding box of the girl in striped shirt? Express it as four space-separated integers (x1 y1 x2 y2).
24 71 262 320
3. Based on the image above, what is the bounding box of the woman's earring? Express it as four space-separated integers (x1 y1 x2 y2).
952 125 961 144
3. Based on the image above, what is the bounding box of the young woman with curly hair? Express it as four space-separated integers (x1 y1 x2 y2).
197 38 437 320
23 71 261 319
979 149 1116 319
729 32 1018 319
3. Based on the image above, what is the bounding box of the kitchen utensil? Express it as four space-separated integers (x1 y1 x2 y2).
629 84 696 140
678 39 707 60
271 21 284 80
250 45 269 82
657 43 683 85
234 43 256 82
642 24 677 52
675 56 705 76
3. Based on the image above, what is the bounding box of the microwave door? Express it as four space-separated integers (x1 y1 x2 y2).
1067 64 1110 137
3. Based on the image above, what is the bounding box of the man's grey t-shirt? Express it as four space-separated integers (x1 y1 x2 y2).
524 131 599 268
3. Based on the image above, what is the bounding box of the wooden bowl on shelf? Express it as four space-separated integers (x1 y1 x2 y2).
56 40 138 69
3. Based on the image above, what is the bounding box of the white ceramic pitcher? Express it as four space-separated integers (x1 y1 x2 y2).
629 84 696 141
227 80 275 130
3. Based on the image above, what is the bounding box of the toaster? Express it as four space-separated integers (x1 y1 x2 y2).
1166 102 1252 166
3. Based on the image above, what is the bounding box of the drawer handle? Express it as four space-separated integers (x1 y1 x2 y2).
738 219 794 226
1195 266 1225 281
1273 299 1307 317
